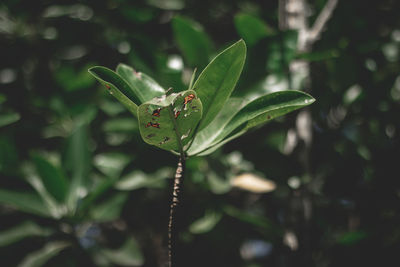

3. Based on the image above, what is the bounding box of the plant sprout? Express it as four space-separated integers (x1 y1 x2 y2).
89 39 315 266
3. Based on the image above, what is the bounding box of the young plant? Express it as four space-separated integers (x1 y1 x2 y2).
88 39 315 266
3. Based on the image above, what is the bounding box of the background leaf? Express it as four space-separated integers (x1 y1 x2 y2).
64 123 91 213
90 193 128 222
172 16 213 69
0 221 53 247
0 112 20 128
234 13 274 46
0 189 52 218
17 242 70 267
100 237 144 266
189 210 222 234
32 155 68 203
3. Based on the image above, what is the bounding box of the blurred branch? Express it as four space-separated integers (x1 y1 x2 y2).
307 0 339 44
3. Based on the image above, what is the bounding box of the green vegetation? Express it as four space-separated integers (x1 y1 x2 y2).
1 1 400 267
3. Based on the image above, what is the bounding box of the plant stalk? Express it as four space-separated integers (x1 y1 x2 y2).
167 103 186 267
168 156 185 267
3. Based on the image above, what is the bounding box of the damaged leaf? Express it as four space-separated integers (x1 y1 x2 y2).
138 90 202 151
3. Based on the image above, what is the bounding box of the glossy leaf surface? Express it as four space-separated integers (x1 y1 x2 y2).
194 39 246 131
88 66 139 117
191 90 315 156
116 63 165 103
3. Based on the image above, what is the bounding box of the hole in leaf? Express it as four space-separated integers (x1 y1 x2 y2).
181 128 191 140
133 69 142 78
159 137 170 145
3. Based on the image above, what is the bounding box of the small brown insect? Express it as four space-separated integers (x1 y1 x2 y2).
174 111 181 119
145 122 160 128
105 84 111 90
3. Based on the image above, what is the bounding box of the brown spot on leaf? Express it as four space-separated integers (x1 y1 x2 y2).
152 108 161 117
145 122 160 128
184 94 195 105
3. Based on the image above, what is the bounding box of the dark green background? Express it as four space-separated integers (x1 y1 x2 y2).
1 0 400 266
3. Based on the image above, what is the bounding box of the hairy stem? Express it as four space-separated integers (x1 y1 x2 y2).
168 157 185 267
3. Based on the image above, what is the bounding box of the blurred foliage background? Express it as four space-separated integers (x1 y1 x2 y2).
1 0 400 266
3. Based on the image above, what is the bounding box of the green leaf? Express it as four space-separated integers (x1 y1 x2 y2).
265 30 298 73
100 237 144 266
187 97 245 155
0 221 53 247
0 189 52 217
23 163 65 219
115 168 171 190
93 153 131 178
147 0 184 10
172 16 213 68
33 155 68 203
116 63 165 103
0 135 18 174
223 205 282 239
102 117 138 132
90 193 128 222
195 91 315 155
138 90 202 151
194 39 246 131
88 66 139 117
208 170 232 194
0 112 20 128
244 91 315 130
337 230 367 246
189 210 222 234
54 64 95 92
64 123 91 214
234 13 274 46
196 127 246 156
18 241 70 267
